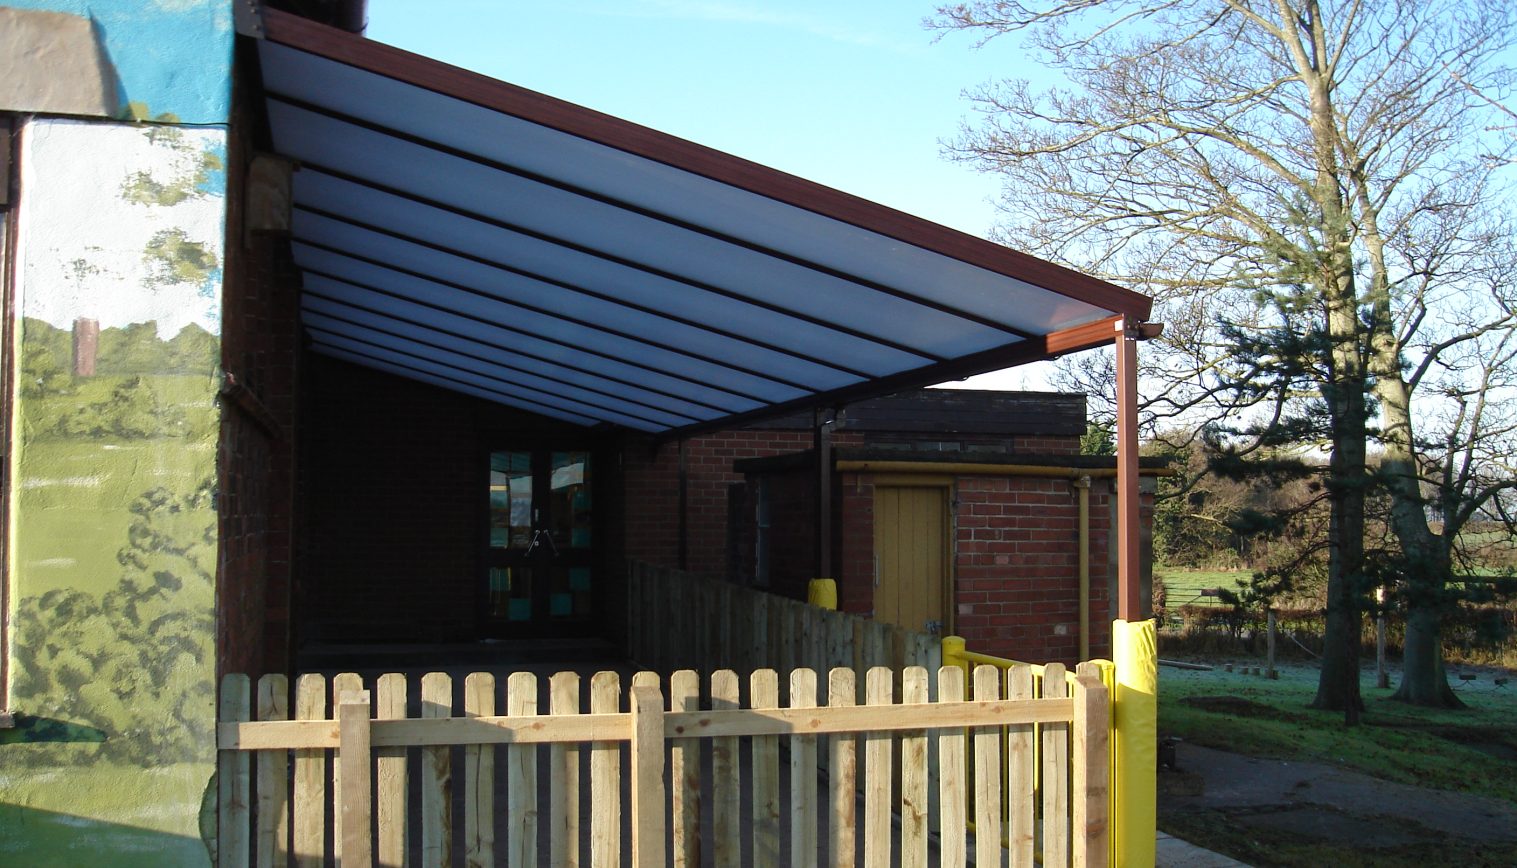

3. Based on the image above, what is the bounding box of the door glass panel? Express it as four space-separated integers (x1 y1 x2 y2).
550 451 592 549
486 449 593 632
550 565 592 618
488 566 532 621
489 451 533 549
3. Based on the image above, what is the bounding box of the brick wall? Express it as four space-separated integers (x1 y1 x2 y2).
755 462 1153 666
837 473 875 614
1012 435 1081 455
620 430 858 579
216 76 302 679
952 475 1112 663
296 355 603 644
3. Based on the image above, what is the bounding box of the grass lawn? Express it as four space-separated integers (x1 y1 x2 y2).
1159 660 1517 802
1156 568 1249 608
1159 660 1517 865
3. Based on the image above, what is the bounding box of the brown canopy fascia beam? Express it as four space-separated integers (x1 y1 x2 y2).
258 8 1152 319
656 315 1128 442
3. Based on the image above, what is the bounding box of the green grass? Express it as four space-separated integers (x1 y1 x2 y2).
1159 662 1517 803
1157 568 1250 608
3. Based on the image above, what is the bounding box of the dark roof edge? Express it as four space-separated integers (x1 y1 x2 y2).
734 448 1171 475
258 8 1153 320
660 317 1125 440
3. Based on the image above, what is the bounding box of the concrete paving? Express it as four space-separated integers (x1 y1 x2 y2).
1157 829 1252 866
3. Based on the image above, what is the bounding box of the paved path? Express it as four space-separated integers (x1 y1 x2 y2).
1159 741 1517 865
1158 829 1251 866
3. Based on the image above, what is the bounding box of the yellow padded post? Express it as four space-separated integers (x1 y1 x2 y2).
1112 618 1158 867
807 578 837 610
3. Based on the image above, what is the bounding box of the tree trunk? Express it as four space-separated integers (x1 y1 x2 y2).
1393 594 1465 707
1374 374 1463 707
1312 328 1367 723
1302 0 1363 724
1314 608 1363 716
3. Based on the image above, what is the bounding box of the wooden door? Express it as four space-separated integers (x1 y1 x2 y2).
872 483 951 635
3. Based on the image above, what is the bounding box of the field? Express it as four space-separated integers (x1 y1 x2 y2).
1157 568 1249 608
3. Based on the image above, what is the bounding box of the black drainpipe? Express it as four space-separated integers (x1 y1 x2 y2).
815 409 835 578
678 439 689 570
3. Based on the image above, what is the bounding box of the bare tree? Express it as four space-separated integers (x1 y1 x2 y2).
932 0 1517 711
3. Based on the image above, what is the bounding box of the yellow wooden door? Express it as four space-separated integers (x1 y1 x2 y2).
872 484 950 635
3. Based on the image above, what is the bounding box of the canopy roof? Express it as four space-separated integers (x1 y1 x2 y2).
253 9 1151 437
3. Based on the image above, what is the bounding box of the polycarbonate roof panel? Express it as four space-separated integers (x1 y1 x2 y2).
256 11 1152 436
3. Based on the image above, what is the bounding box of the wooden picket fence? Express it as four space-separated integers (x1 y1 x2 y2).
626 562 941 678
216 664 1109 867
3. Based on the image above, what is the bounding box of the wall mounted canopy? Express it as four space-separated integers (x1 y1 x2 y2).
254 9 1152 437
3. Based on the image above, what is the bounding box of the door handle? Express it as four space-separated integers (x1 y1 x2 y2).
525 529 559 557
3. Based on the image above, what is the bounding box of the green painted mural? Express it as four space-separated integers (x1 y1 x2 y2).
1 117 225 865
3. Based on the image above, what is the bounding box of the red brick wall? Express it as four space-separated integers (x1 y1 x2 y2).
832 471 1153 666
296 356 602 644
837 473 875 615
1012 435 1081 455
217 77 302 679
952 475 1111 663
621 430 863 579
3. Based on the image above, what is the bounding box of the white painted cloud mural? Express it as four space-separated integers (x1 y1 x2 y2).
18 119 225 338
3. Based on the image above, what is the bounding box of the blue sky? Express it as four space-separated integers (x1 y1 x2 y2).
365 1 1062 390
365 0 1025 238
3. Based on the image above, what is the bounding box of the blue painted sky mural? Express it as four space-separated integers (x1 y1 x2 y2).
4 0 233 123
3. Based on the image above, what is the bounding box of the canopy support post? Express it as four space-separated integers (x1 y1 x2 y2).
1115 318 1143 620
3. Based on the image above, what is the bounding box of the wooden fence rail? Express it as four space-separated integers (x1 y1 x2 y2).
218 665 1108 867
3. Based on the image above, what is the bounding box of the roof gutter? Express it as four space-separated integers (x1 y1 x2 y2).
834 460 1175 478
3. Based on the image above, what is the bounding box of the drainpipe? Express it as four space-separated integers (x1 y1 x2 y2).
333 0 369 34
677 439 688 570
1074 475 1092 660
814 408 835 580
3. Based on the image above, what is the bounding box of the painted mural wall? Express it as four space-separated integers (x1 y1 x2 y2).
1 0 233 123
0 119 227 865
0 3 231 861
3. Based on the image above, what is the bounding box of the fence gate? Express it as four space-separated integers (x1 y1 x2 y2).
217 664 1108 867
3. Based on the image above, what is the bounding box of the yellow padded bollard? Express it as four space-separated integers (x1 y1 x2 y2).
807 578 837 610
1113 618 1158 868
940 635 966 675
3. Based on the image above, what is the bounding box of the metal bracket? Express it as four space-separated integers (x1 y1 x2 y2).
233 0 266 39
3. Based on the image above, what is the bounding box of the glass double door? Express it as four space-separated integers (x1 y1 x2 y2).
485 449 594 635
